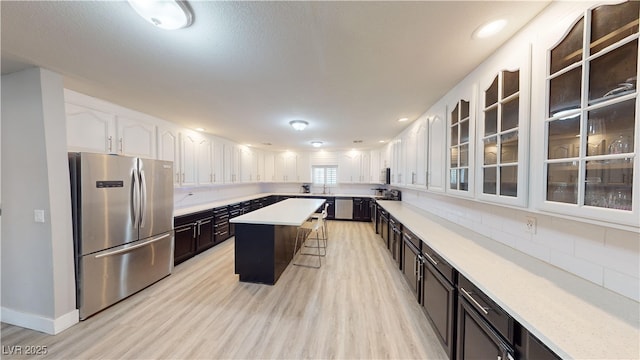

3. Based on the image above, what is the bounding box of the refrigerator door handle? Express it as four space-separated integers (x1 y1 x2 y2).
131 170 140 229
94 233 172 259
140 169 147 229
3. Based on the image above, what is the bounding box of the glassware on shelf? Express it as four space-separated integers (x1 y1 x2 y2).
608 134 632 154
586 117 606 156
607 188 632 211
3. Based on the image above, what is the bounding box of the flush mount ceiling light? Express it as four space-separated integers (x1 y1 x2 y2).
473 19 507 39
289 120 308 131
311 141 323 148
398 117 409 122
195 127 205 132
128 0 194 30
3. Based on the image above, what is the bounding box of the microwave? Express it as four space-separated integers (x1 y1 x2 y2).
380 168 391 184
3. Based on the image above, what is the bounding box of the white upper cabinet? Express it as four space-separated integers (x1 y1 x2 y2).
264 151 276 182
240 146 256 183
116 116 156 159
427 105 447 193
390 138 404 185
404 117 428 187
223 142 241 183
476 43 531 207
212 140 224 184
157 125 180 185
179 131 198 187
66 102 116 153
197 137 214 185
369 149 382 184
296 152 311 183
65 90 156 159
533 1 639 226
276 151 297 182
446 84 477 198
338 150 371 183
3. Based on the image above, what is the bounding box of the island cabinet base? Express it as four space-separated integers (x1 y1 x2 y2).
234 223 299 285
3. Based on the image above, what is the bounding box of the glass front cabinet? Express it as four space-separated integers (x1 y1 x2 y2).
477 45 531 207
541 1 639 226
447 85 476 198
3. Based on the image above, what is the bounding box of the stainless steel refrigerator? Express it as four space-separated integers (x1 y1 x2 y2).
69 152 174 320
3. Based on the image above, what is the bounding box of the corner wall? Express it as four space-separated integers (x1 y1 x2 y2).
1 68 78 334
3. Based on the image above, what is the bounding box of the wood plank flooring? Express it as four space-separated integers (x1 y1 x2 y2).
1 221 447 359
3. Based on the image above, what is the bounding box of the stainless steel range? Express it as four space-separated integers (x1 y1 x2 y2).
69 152 174 319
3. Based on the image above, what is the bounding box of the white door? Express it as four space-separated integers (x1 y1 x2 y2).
158 126 180 185
180 132 198 186
116 116 156 159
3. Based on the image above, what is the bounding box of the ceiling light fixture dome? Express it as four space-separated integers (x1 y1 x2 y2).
128 0 194 30
289 120 308 131
473 19 507 39
311 141 323 148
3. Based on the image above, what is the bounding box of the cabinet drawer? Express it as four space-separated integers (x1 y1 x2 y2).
402 228 422 251
174 209 213 227
458 275 514 344
422 243 455 284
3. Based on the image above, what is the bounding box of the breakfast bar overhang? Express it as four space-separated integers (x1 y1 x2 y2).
230 198 326 284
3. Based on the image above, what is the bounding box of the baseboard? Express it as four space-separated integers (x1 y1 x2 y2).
1 307 78 335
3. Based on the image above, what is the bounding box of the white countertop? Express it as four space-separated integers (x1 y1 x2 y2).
376 201 640 359
174 192 378 217
229 198 326 226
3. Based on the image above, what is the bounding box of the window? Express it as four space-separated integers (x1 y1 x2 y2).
312 166 337 186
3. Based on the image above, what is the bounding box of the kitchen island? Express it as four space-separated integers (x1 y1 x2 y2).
230 198 326 285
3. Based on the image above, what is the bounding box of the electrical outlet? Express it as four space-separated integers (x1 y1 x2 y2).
34 209 45 223
525 216 536 234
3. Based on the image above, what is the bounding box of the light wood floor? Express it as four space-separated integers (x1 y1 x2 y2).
1 221 447 359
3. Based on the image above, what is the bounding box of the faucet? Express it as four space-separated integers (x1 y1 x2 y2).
322 184 327 194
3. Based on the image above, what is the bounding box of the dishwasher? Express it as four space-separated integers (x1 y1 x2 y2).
335 198 353 220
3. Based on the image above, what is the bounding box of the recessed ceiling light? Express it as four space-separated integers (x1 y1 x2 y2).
473 19 507 39
195 127 205 132
245 144 252 147
398 117 409 122
379 140 386 143
289 120 308 131
311 141 323 148
127 0 194 30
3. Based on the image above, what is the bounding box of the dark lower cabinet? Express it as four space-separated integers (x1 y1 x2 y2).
173 210 214 265
325 197 336 219
402 229 421 301
515 327 561 360
353 197 371 221
174 222 196 265
389 216 402 267
423 261 456 359
380 210 389 246
457 275 515 360
213 206 230 243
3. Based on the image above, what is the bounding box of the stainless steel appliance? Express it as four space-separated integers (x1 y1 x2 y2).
382 189 402 200
69 152 174 320
380 168 391 184
335 198 354 220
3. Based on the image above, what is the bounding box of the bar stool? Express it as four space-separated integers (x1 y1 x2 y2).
293 214 325 268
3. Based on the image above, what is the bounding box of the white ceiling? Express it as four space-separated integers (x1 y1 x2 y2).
1 1 550 151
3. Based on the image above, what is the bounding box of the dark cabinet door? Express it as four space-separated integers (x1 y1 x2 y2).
381 214 389 247
390 219 402 266
174 223 195 265
362 199 371 220
456 297 514 360
402 241 420 301
326 199 335 219
423 262 456 359
196 217 215 252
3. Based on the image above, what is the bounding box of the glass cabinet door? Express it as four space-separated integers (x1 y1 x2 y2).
477 44 530 207
544 1 639 225
448 97 473 195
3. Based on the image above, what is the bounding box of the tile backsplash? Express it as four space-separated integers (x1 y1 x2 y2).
401 189 640 302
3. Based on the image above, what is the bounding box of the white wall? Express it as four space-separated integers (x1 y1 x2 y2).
1 68 78 334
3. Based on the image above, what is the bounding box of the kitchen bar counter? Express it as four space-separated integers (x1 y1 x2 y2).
376 201 640 359
231 198 326 284
174 192 379 217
